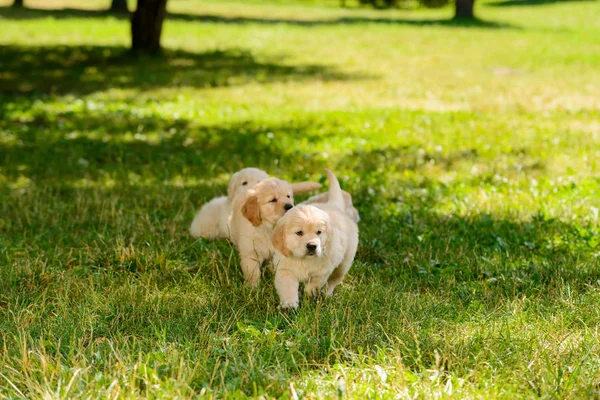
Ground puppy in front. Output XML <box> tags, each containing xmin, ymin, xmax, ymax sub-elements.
<box><xmin>230</xmin><ymin>178</ymin><xmax>322</xmax><ymax>288</ymax></box>
<box><xmin>190</xmin><ymin>167</ymin><xmax>268</xmax><ymax>240</ymax></box>
<box><xmin>272</xmin><ymin>170</ymin><xmax>359</xmax><ymax>309</ymax></box>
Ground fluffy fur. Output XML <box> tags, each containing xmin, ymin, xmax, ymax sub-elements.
<box><xmin>272</xmin><ymin>170</ymin><xmax>359</xmax><ymax>309</ymax></box>
<box><xmin>189</xmin><ymin>168</ymin><xmax>268</xmax><ymax>240</ymax></box>
<box><xmin>302</xmin><ymin>190</ymin><xmax>360</xmax><ymax>223</ymax></box>
<box><xmin>229</xmin><ymin>178</ymin><xmax>322</xmax><ymax>288</ymax></box>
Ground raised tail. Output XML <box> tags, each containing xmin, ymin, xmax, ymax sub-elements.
<box><xmin>325</xmin><ymin>169</ymin><xmax>345</xmax><ymax>210</ymax></box>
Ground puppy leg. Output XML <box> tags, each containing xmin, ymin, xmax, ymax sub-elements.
<box><xmin>304</xmin><ymin>274</ymin><xmax>328</xmax><ymax>297</ymax></box>
<box><xmin>326</xmin><ymin>256</ymin><xmax>354</xmax><ymax>296</ymax></box>
<box><xmin>240</xmin><ymin>255</ymin><xmax>262</xmax><ymax>288</ymax></box>
<box><xmin>275</xmin><ymin>270</ymin><xmax>300</xmax><ymax>309</ymax></box>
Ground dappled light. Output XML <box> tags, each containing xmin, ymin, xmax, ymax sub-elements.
<box><xmin>1</xmin><ymin>0</ymin><xmax>600</xmax><ymax>397</ymax></box>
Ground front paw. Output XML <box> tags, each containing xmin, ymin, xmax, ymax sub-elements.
<box><xmin>244</xmin><ymin>276</ymin><xmax>260</xmax><ymax>289</ymax></box>
<box><xmin>305</xmin><ymin>287</ymin><xmax>322</xmax><ymax>297</ymax></box>
<box><xmin>280</xmin><ymin>299</ymin><xmax>299</xmax><ymax>310</ymax></box>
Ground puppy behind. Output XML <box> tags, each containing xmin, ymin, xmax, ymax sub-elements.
<box><xmin>190</xmin><ymin>168</ymin><xmax>268</xmax><ymax>240</ymax></box>
<box><xmin>230</xmin><ymin>178</ymin><xmax>322</xmax><ymax>288</ymax></box>
<box><xmin>302</xmin><ymin>190</ymin><xmax>360</xmax><ymax>223</ymax></box>
<box><xmin>272</xmin><ymin>170</ymin><xmax>359</xmax><ymax>309</ymax></box>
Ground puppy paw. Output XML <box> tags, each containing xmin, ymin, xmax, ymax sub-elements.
<box><xmin>305</xmin><ymin>287</ymin><xmax>324</xmax><ymax>298</ymax></box>
<box><xmin>279</xmin><ymin>299</ymin><xmax>299</xmax><ymax>310</ymax></box>
<box><xmin>243</xmin><ymin>277</ymin><xmax>260</xmax><ymax>289</ymax></box>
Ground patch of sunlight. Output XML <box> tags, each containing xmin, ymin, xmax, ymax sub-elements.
<box><xmin>0</xmin><ymin>0</ymin><xmax>104</xmax><ymax>11</ymax></box>
<box><xmin>0</xmin><ymin>130</ymin><xmax>18</xmax><ymax>145</ymax></box>
<box><xmin>169</xmin><ymin>58</ymin><xmax>196</xmax><ymax>68</ymax></box>
<box><xmin>569</xmin><ymin>120</ymin><xmax>600</xmax><ymax>136</ymax></box>
<box><xmin>70</xmin><ymin>177</ymin><xmax>117</xmax><ymax>189</ymax></box>
<box><xmin>6</xmin><ymin>175</ymin><xmax>32</xmax><ymax>191</ymax></box>
<box><xmin>68</xmin><ymin>174</ymin><xmax>228</xmax><ymax>190</ymax></box>
<box><xmin>294</xmin><ymin>356</ymin><xmax>465</xmax><ymax>398</ymax></box>
<box><xmin>530</xmin><ymin>94</ymin><xmax>600</xmax><ymax>113</ymax></box>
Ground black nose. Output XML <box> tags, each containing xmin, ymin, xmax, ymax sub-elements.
<box><xmin>284</xmin><ymin>203</ymin><xmax>293</xmax><ymax>211</ymax></box>
<box><xmin>306</xmin><ymin>243</ymin><xmax>317</xmax><ymax>251</ymax></box>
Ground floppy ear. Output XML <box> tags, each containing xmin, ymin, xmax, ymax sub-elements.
<box><xmin>272</xmin><ymin>225</ymin><xmax>291</xmax><ymax>257</ymax></box>
<box><xmin>291</xmin><ymin>182</ymin><xmax>322</xmax><ymax>194</ymax></box>
<box><xmin>242</xmin><ymin>195</ymin><xmax>261</xmax><ymax>226</ymax></box>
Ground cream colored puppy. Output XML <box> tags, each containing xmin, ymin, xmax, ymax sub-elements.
<box><xmin>230</xmin><ymin>178</ymin><xmax>322</xmax><ymax>288</ymax></box>
<box><xmin>190</xmin><ymin>168</ymin><xmax>268</xmax><ymax>240</ymax></box>
<box><xmin>302</xmin><ymin>190</ymin><xmax>360</xmax><ymax>223</ymax></box>
<box><xmin>272</xmin><ymin>170</ymin><xmax>359</xmax><ymax>309</ymax></box>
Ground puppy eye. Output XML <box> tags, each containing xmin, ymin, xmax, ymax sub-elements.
<box><xmin>242</xmin><ymin>181</ymin><xmax>248</xmax><ymax>186</ymax></box>
<box><xmin>317</xmin><ymin>230</ymin><xmax>322</xmax><ymax>235</ymax></box>
<box><xmin>270</xmin><ymin>198</ymin><xmax>277</xmax><ymax>203</ymax></box>
<box><xmin>296</xmin><ymin>231</ymin><xmax>303</xmax><ymax>236</ymax></box>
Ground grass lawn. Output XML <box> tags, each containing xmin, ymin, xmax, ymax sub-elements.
<box><xmin>1</xmin><ymin>0</ymin><xmax>600</xmax><ymax>397</ymax></box>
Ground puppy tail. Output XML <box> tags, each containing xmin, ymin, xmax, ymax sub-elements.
<box><xmin>291</xmin><ymin>181</ymin><xmax>322</xmax><ymax>194</ymax></box>
<box><xmin>325</xmin><ymin>169</ymin><xmax>345</xmax><ymax>210</ymax></box>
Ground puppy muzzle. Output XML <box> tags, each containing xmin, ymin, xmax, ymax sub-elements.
<box><xmin>306</xmin><ymin>243</ymin><xmax>318</xmax><ymax>256</ymax></box>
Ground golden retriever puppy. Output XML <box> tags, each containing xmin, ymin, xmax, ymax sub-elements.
<box><xmin>272</xmin><ymin>170</ymin><xmax>359</xmax><ymax>309</ymax></box>
<box><xmin>302</xmin><ymin>190</ymin><xmax>360</xmax><ymax>223</ymax></box>
<box><xmin>190</xmin><ymin>168</ymin><xmax>268</xmax><ymax>240</ymax></box>
<box><xmin>230</xmin><ymin>178</ymin><xmax>322</xmax><ymax>288</ymax></box>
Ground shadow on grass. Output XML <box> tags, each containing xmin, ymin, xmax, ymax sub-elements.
<box><xmin>2</xmin><ymin>183</ymin><xmax>599</xmax><ymax>390</ymax></box>
<box><xmin>0</xmin><ymin>103</ymin><xmax>328</xmax><ymax>185</ymax></box>
<box><xmin>2</xmin><ymin>106</ymin><xmax>600</xmax><ymax>395</ymax></box>
<box><xmin>1</xmin><ymin>105</ymin><xmax>596</xmax><ymax>295</ymax></box>
<box><xmin>0</xmin><ymin>45</ymin><xmax>369</xmax><ymax>96</ymax></box>
<box><xmin>0</xmin><ymin>6</ymin><xmax>515</xmax><ymax>29</ymax></box>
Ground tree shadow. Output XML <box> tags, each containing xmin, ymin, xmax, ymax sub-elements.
<box><xmin>0</xmin><ymin>103</ymin><xmax>330</xmax><ymax>186</ymax></box>
<box><xmin>168</xmin><ymin>13</ymin><xmax>515</xmax><ymax>29</ymax></box>
<box><xmin>0</xmin><ymin>45</ymin><xmax>370</xmax><ymax>96</ymax></box>
<box><xmin>0</xmin><ymin>6</ymin><xmax>516</xmax><ymax>29</ymax></box>
<box><xmin>489</xmin><ymin>0</ymin><xmax>593</xmax><ymax>7</ymax></box>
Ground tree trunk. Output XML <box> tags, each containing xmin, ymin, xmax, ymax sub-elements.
<box><xmin>131</xmin><ymin>0</ymin><xmax>168</xmax><ymax>54</ymax></box>
<box><xmin>12</xmin><ymin>0</ymin><xmax>24</xmax><ymax>7</ymax></box>
<box><xmin>110</xmin><ymin>0</ymin><xmax>129</xmax><ymax>12</ymax></box>
<box><xmin>455</xmin><ymin>0</ymin><xmax>475</xmax><ymax>19</ymax></box>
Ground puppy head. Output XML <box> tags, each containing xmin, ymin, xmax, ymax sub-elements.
<box><xmin>227</xmin><ymin>168</ymin><xmax>269</xmax><ymax>201</ymax></box>
<box><xmin>272</xmin><ymin>205</ymin><xmax>330</xmax><ymax>258</ymax></box>
<box><xmin>241</xmin><ymin>178</ymin><xmax>294</xmax><ymax>227</ymax></box>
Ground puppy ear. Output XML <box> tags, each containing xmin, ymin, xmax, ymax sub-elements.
<box><xmin>291</xmin><ymin>181</ymin><xmax>322</xmax><ymax>194</ymax></box>
<box><xmin>242</xmin><ymin>195</ymin><xmax>261</xmax><ymax>226</ymax></box>
<box><xmin>342</xmin><ymin>191</ymin><xmax>352</xmax><ymax>206</ymax></box>
<box><xmin>272</xmin><ymin>225</ymin><xmax>291</xmax><ymax>257</ymax></box>
<box><xmin>227</xmin><ymin>172</ymin><xmax>239</xmax><ymax>201</ymax></box>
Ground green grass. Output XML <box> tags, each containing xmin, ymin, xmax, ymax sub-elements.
<box><xmin>1</xmin><ymin>0</ymin><xmax>600</xmax><ymax>398</ymax></box>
